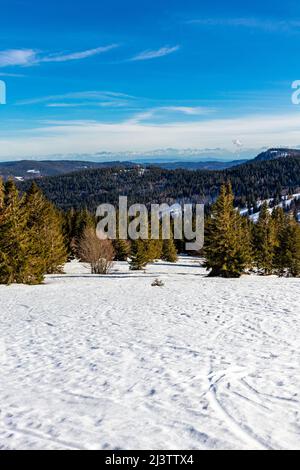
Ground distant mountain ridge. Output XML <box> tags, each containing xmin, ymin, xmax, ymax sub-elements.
<box><xmin>0</xmin><ymin>160</ymin><xmax>135</xmax><ymax>180</ymax></box>
<box><xmin>144</xmin><ymin>159</ymin><xmax>247</xmax><ymax>170</ymax></box>
<box><xmin>18</xmin><ymin>153</ymin><xmax>300</xmax><ymax>212</ymax></box>
<box><xmin>0</xmin><ymin>158</ymin><xmax>246</xmax><ymax>180</ymax></box>
<box><xmin>1</xmin><ymin>147</ymin><xmax>300</xmax><ymax>180</ymax></box>
<box><xmin>254</xmin><ymin>148</ymin><xmax>300</xmax><ymax>161</ymax></box>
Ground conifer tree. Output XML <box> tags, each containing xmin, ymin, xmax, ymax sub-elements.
<box><xmin>273</xmin><ymin>208</ymin><xmax>300</xmax><ymax>277</ymax></box>
<box><xmin>0</xmin><ymin>180</ymin><xmax>44</xmax><ymax>284</ymax></box>
<box><xmin>24</xmin><ymin>182</ymin><xmax>67</xmax><ymax>274</ymax></box>
<box><xmin>0</xmin><ymin>178</ymin><xmax>4</xmax><ymax>210</ymax></box>
<box><xmin>147</xmin><ymin>238</ymin><xmax>163</xmax><ymax>262</ymax></box>
<box><xmin>253</xmin><ymin>202</ymin><xmax>276</xmax><ymax>275</ymax></box>
<box><xmin>272</xmin><ymin>207</ymin><xmax>287</xmax><ymax>276</ymax></box>
<box><xmin>161</xmin><ymin>237</ymin><xmax>178</xmax><ymax>262</ymax></box>
<box><xmin>129</xmin><ymin>239</ymin><xmax>150</xmax><ymax>270</ymax></box>
<box><xmin>146</xmin><ymin>217</ymin><xmax>163</xmax><ymax>261</ymax></box>
<box><xmin>204</xmin><ymin>183</ymin><xmax>252</xmax><ymax>277</ymax></box>
<box><xmin>112</xmin><ymin>238</ymin><xmax>130</xmax><ymax>261</ymax></box>
<box><xmin>282</xmin><ymin>219</ymin><xmax>300</xmax><ymax>277</ymax></box>
<box><xmin>63</xmin><ymin>208</ymin><xmax>94</xmax><ymax>258</ymax></box>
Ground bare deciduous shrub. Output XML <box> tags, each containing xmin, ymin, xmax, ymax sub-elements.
<box><xmin>78</xmin><ymin>227</ymin><xmax>115</xmax><ymax>274</ymax></box>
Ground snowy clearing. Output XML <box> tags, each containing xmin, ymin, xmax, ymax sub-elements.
<box><xmin>0</xmin><ymin>257</ymin><xmax>299</xmax><ymax>450</ymax></box>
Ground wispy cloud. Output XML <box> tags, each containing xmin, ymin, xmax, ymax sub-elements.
<box><xmin>0</xmin><ymin>72</ymin><xmax>25</xmax><ymax>77</ymax></box>
<box><xmin>161</xmin><ymin>106</ymin><xmax>211</xmax><ymax>115</ymax></box>
<box><xmin>127</xmin><ymin>106</ymin><xmax>212</xmax><ymax>124</ymax></box>
<box><xmin>46</xmin><ymin>101</ymin><xmax>130</xmax><ymax>108</ymax></box>
<box><xmin>130</xmin><ymin>45</ymin><xmax>180</xmax><ymax>61</ymax></box>
<box><xmin>186</xmin><ymin>17</ymin><xmax>300</xmax><ymax>33</ymax></box>
<box><xmin>17</xmin><ymin>91</ymin><xmax>133</xmax><ymax>106</ymax></box>
<box><xmin>40</xmin><ymin>45</ymin><xmax>118</xmax><ymax>63</ymax></box>
<box><xmin>0</xmin><ymin>45</ymin><xmax>118</xmax><ymax>68</ymax></box>
<box><xmin>1</xmin><ymin>112</ymin><xmax>300</xmax><ymax>159</ymax></box>
<box><xmin>0</xmin><ymin>49</ymin><xmax>37</xmax><ymax>67</ymax></box>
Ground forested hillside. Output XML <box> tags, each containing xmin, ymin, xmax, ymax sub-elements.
<box><xmin>0</xmin><ymin>160</ymin><xmax>134</xmax><ymax>180</ymax></box>
<box><xmin>19</xmin><ymin>156</ymin><xmax>300</xmax><ymax>211</ymax></box>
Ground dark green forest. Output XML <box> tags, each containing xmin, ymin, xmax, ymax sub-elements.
<box><xmin>19</xmin><ymin>156</ymin><xmax>300</xmax><ymax>212</ymax></box>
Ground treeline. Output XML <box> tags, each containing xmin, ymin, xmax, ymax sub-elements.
<box><xmin>63</xmin><ymin>185</ymin><xmax>300</xmax><ymax>278</ymax></box>
<box><xmin>63</xmin><ymin>208</ymin><xmax>178</xmax><ymax>273</ymax></box>
<box><xmin>0</xmin><ymin>179</ymin><xmax>67</xmax><ymax>284</ymax></box>
<box><xmin>205</xmin><ymin>184</ymin><xmax>300</xmax><ymax>277</ymax></box>
<box><xmin>19</xmin><ymin>157</ymin><xmax>300</xmax><ymax>212</ymax></box>
<box><xmin>1</xmin><ymin>179</ymin><xmax>299</xmax><ymax>285</ymax></box>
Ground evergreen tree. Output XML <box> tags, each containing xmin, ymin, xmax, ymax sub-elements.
<box><xmin>129</xmin><ymin>239</ymin><xmax>150</xmax><ymax>270</ymax></box>
<box><xmin>111</xmin><ymin>210</ymin><xmax>130</xmax><ymax>261</ymax></box>
<box><xmin>112</xmin><ymin>238</ymin><xmax>130</xmax><ymax>261</ymax></box>
<box><xmin>63</xmin><ymin>208</ymin><xmax>94</xmax><ymax>258</ymax></box>
<box><xmin>24</xmin><ymin>182</ymin><xmax>67</xmax><ymax>274</ymax></box>
<box><xmin>0</xmin><ymin>178</ymin><xmax>4</xmax><ymax>209</ymax></box>
<box><xmin>161</xmin><ymin>238</ymin><xmax>178</xmax><ymax>262</ymax></box>
<box><xmin>272</xmin><ymin>207</ymin><xmax>287</xmax><ymax>276</ymax></box>
<box><xmin>283</xmin><ymin>219</ymin><xmax>300</xmax><ymax>277</ymax></box>
<box><xmin>204</xmin><ymin>184</ymin><xmax>252</xmax><ymax>277</ymax></box>
<box><xmin>273</xmin><ymin>208</ymin><xmax>300</xmax><ymax>277</ymax></box>
<box><xmin>0</xmin><ymin>180</ymin><xmax>44</xmax><ymax>284</ymax></box>
<box><xmin>146</xmin><ymin>217</ymin><xmax>163</xmax><ymax>261</ymax></box>
<box><xmin>253</xmin><ymin>202</ymin><xmax>276</xmax><ymax>275</ymax></box>
<box><xmin>147</xmin><ymin>238</ymin><xmax>163</xmax><ymax>262</ymax></box>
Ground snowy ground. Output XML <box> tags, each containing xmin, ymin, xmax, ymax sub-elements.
<box><xmin>0</xmin><ymin>257</ymin><xmax>299</xmax><ymax>450</ymax></box>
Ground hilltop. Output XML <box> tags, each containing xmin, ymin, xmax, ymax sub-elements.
<box><xmin>18</xmin><ymin>153</ymin><xmax>300</xmax><ymax>211</ymax></box>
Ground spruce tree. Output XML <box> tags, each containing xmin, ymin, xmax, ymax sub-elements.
<box><xmin>0</xmin><ymin>180</ymin><xmax>44</xmax><ymax>284</ymax></box>
<box><xmin>63</xmin><ymin>208</ymin><xmax>94</xmax><ymax>259</ymax></box>
<box><xmin>147</xmin><ymin>238</ymin><xmax>163</xmax><ymax>262</ymax></box>
<box><xmin>129</xmin><ymin>239</ymin><xmax>150</xmax><ymax>270</ymax></box>
<box><xmin>283</xmin><ymin>219</ymin><xmax>300</xmax><ymax>277</ymax></box>
<box><xmin>161</xmin><ymin>238</ymin><xmax>178</xmax><ymax>262</ymax></box>
<box><xmin>204</xmin><ymin>184</ymin><xmax>252</xmax><ymax>277</ymax></box>
<box><xmin>113</xmin><ymin>238</ymin><xmax>130</xmax><ymax>261</ymax></box>
<box><xmin>146</xmin><ymin>217</ymin><xmax>163</xmax><ymax>261</ymax></box>
<box><xmin>273</xmin><ymin>209</ymin><xmax>300</xmax><ymax>277</ymax></box>
<box><xmin>24</xmin><ymin>182</ymin><xmax>67</xmax><ymax>274</ymax></box>
<box><xmin>253</xmin><ymin>202</ymin><xmax>276</xmax><ymax>275</ymax></box>
<box><xmin>272</xmin><ymin>207</ymin><xmax>287</xmax><ymax>276</ymax></box>
<box><xmin>0</xmin><ymin>178</ymin><xmax>4</xmax><ymax>210</ymax></box>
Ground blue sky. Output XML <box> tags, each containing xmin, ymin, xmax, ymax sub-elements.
<box><xmin>1</xmin><ymin>0</ymin><xmax>300</xmax><ymax>160</ymax></box>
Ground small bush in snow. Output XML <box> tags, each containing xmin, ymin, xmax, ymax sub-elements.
<box><xmin>151</xmin><ymin>278</ymin><xmax>164</xmax><ymax>287</ymax></box>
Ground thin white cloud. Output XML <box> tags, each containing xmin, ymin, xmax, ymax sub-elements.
<box><xmin>0</xmin><ymin>49</ymin><xmax>37</xmax><ymax>67</ymax></box>
<box><xmin>127</xmin><ymin>106</ymin><xmax>212</xmax><ymax>123</ymax></box>
<box><xmin>40</xmin><ymin>45</ymin><xmax>118</xmax><ymax>63</ymax></box>
<box><xmin>1</xmin><ymin>112</ymin><xmax>300</xmax><ymax>158</ymax></box>
<box><xmin>17</xmin><ymin>91</ymin><xmax>133</xmax><ymax>106</ymax></box>
<box><xmin>0</xmin><ymin>45</ymin><xmax>118</xmax><ymax>68</ymax></box>
<box><xmin>130</xmin><ymin>46</ymin><xmax>180</xmax><ymax>61</ymax></box>
<box><xmin>187</xmin><ymin>17</ymin><xmax>300</xmax><ymax>33</ymax></box>
<box><xmin>0</xmin><ymin>72</ymin><xmax>25</xmax><ymax>77</ymax></box>
<box><xmin>161</xmin><ymin>106</ymin><xmax>212</xmax><ymax>115</ymax></box>
<box><xmin>47</xmin><ymin>101</ymin><xmax>130</xmax><ymax>108</ymax></box>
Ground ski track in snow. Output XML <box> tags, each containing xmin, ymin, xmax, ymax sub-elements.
<box><xmin>0</xmin><ymin>257</ymin><xmax>299</xmax><ymax>450</ymax></box>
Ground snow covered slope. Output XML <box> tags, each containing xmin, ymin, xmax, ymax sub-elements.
<box><xmin>0</xmin><ymin>258</ymin><xmax>299</xmax><ymax>450</ymax></box>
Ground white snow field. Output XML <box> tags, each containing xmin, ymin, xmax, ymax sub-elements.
<box><xmin>0</xmin><ymin>257</ymin><xmax>299</xmax><ymax>450</ymax></box>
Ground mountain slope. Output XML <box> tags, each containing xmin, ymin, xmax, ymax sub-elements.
<box><xmin>2</xmin><ymin>147</ymin><xmax>300</xmax><ymax>179</ymax></box>
<box><xmin>0</xmin><ymin>160</ymin><xmax>135</xmax><ymax>180</ymax></box>
<box><xmin>254</xmin><ymin>148</ymin><xmax>300</xmax><ymax>162</ymax></box>
<box><xmin>145</xmin><ymin>159</ymin><xmax>247</xmax><ymax>170</ymax></box>
<box><xmin>19</xmin><ymin>155</ymin><xmax>300</xmax><ymax>211</ymax></box>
